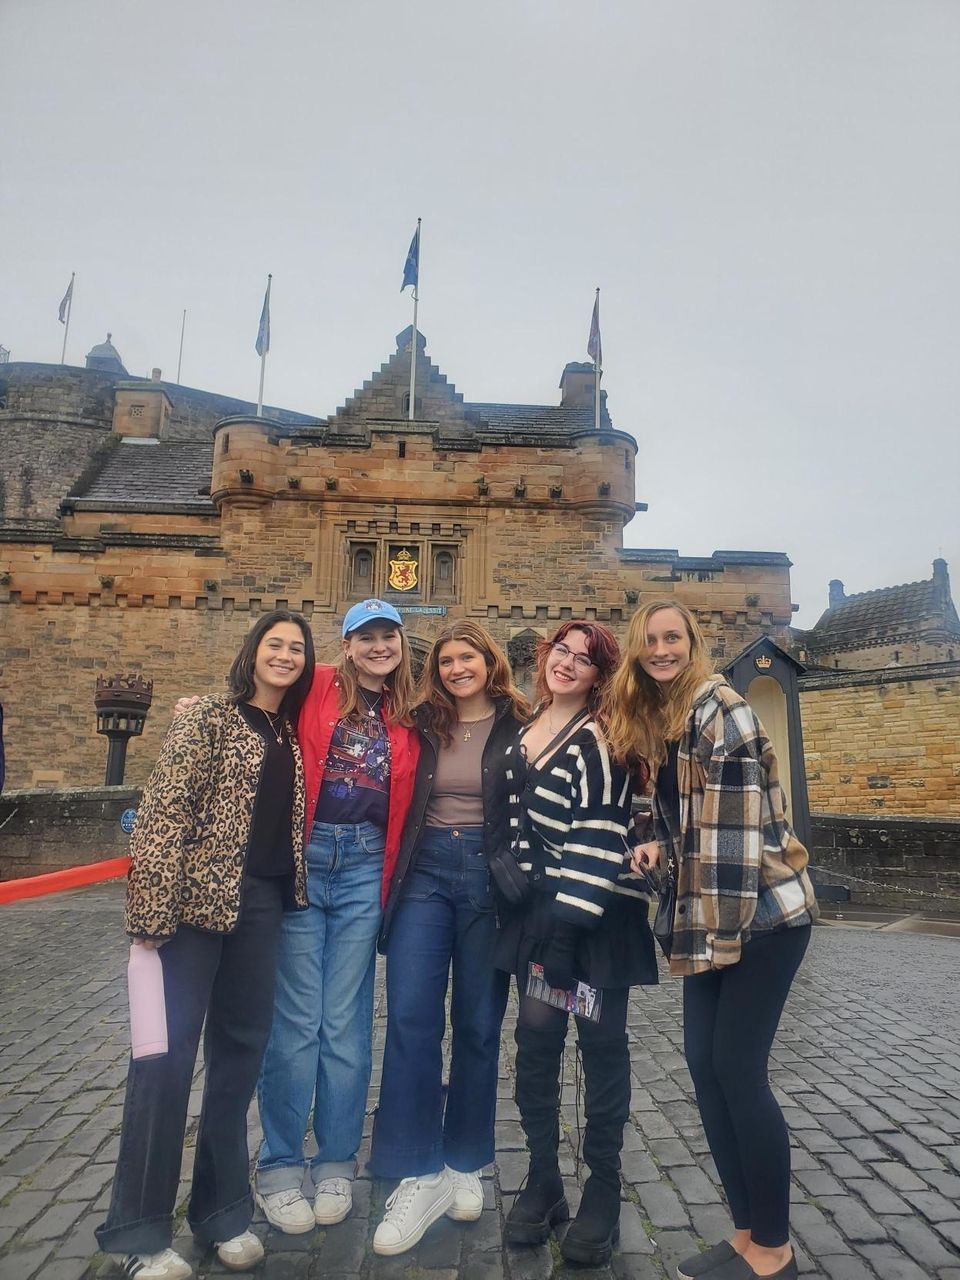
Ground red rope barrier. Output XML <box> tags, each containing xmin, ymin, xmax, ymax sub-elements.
<box><xmin>0</xmin><ymin>857</ymin><xmax>130</xmax><ymax>905</ymax></box>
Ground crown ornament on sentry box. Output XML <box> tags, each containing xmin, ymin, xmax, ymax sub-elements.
<box><xmin>754</xmin><ymin>654</ymin><xmax>773</xmax><ymax>672</ymax></box>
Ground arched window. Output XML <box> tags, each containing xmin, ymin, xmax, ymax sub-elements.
<box><xmin>349</xmin><ymin>543</ymin><xmax>376</xmax><ymax>594</ymax></box>
<box><xmin>432</xmin><ymin>547</ymin><xmax>456</xmax><ymax>599</ymax></box>
<box><xmin>354</xmin><ymin>549</ymin><xmax>373</xmax><ymax>582</ymax></box>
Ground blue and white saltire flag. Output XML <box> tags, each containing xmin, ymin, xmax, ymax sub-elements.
<box><xmin>58</xmin><ymin>276</ymin><xmax>74</xmax><ymax>324</ymax></box>
<box><xmin>255</xmin><ymin>276</ymin><xmax>271</xmax><ymax>357</ymax></box>
<box><xmin>587</xmin><ymin>291</ymin><xmax>602</xmax><ymax>367</ymax></box>
<box><xmin>401</xmin><ymin>224</ymin><xmax>420</xmax><ymax>292</ymax></box>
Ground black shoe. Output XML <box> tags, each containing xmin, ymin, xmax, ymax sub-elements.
<box><xmin>677</xmin><ymin>1240</ymin><xmax>738</xmax><ymax>1279</ymax></box>
<box><xmin>702</xmin><ymin>1253</ymin><xmax>797</xmax><ymax>1280</ymax></box>
<box><xmin>560</xmin><ymin>1176</ymin><xmax>621</xmax><ymax>1267</ymax></box>
<box><xmin>504</xmin><ymin>1168</ymin><xmax>569</xmax><ymax>1247</ymax></box>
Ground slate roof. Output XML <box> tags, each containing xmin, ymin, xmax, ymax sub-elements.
<box><xmin>807</xmin><ymin>575</ymin><xmax>960</xmax><ymax>650</ymax></box>
<box><xmin>71</xmin><ymin>440</ymin><xmax>214</xmax><ymax>513</ymax></box>
<box><xmin>465</xmin><ymin>402</ymin><xmax>613</xmax><ymax>434</ymax></box>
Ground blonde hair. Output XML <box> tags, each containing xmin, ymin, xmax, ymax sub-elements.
<box><xmin>335</xmin><ymin>631</ymin><xmax>417</xmax><ymax>727</ymax></box>
<box><xmin>603</xmin><ymin>600</ymin><xmax>714</xmax><ymax>768</ymax></box>
<box><xmin>417</xmin><ymin>620</ymin><xmax>531</xmax><ymax>745</ymax></box>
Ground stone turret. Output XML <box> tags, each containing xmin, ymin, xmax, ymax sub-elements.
<box><xmin>85</xmin><ymin>334</ymin><xmax>127</xmax><ymax>376</ymax></box>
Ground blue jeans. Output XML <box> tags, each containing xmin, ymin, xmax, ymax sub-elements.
<box><xmin>256</xmin><ymin>821</ymin><xmax>383</xmax><ymax>1191</ymax></box>
<box><xmin>369</xmin><ymin>826</ymin><xmax>509</xmax><ymax>1178</ymax></box>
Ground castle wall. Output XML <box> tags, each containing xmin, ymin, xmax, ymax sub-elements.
<box><xmin>805</xmin><ymin>635</ymin><xmax>957</xmax><ymax>671</ymax></box>
<box><xmin>800</xmin><ymin>662</ymin><xmax>960</xmax><ymax>817</ymax></box>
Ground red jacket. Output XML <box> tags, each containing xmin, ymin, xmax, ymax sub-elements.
<box><xmin>297</xmin><ymin>665</ymin><xmax>420</xmax><ymax>904</ymax></box>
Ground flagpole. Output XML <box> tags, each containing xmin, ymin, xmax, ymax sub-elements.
<box><xmin>408</xmin><ymin>218</ymin><xmax>421</xmax><ymax>422</ymax></box>
<box><xmin>593</xmin><ymin>287</ymin><xmax>601</xmax><ymax>432</ymax></box>
<box><xmin>176</xmin><ymin>309</ymin><xmax>186</xmax><ymax>383</ymax></box>
<box><xmin>60</xmin><ymin>272</ymin><xmax>75</xmax><ymax>365</ymax></box>
<box><xmin>257</xmin><ymin>274</ymin><xmax>272</xmax><ymax>418</ymax></box>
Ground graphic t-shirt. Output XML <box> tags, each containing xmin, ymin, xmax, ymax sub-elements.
<box><xmin>314</xmin><ymin>708</ymin><xmax>391</xmax><ymax>829</ymax></box>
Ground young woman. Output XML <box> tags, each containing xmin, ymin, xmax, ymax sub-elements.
<box><xmin>96</xmin><ymin>610</ymin><xmax>315</xmax><ymax>1280</ymax></box>
<box><xmin>606</xmin><ymin>601</ymin><xmax>817</xmax><ymax>1280</ymax></box>
<box><xmin>254</xmin><ymin>599</ymin><xmax>420</xmax><ymax>1232</ymax></box>
<box><xmin>497</xmin><ymin>621</ymin><xmax>658</xmax><ymax>1268</ymax></box>
<box><xmin>368</xmin><ymin>621</ymin><xmax>529</xmax><ymax>1256</ymax></box>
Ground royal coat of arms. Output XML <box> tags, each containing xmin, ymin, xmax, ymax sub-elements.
<box><xmin>388</xmin><ymin>549</ymin><xmax>418</xmax><ymax>591</ymax></box>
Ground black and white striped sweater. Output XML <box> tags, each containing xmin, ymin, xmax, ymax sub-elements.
<box><xmin>505</xmin><ymin>719</ymin><xmax>651</xmax><ymax>929</ymax></box>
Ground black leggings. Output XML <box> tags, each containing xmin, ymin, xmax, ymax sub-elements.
<box><xmin>682</xmin><ymin>925</ymin><xmax>811</xmax><ymax>1248</ymax></box>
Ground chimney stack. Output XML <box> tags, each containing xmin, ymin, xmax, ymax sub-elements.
<box><xmin>828</xmin><ymin>579</ymin><xmax>846</xmax><ymax>608</ymax></box>
<box><xmin>151</xmin><ymin>367</ymin><xmax>162</xmax><ymax>382</ymax></box>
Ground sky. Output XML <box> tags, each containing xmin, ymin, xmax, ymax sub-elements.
<box><xmin>1</xmin><ymin>0</ymin><xmax>957</xmax><ymax>627</ymax></box>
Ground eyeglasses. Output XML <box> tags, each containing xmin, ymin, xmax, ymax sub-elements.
<box><xmin>551</xmin><ymin>641</ymin><xmax>596</xmax><ymax>670</ymax></box>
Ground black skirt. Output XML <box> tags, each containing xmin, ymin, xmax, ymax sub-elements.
<box><xmin>494</xmin><ymin>888</ymin><xmax>659</xmax><ymax>991</ymax></box>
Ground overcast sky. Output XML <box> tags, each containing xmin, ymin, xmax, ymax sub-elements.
<box><xmin>2</xmin><ymin>0</ymin><xmax>957</xmax><ymax>627</ymax></box>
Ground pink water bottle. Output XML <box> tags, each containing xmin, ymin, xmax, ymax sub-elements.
<box><xmin>127</xmin><ymin>943</ymin><xmax>169</xmax><ymax>1060</ymax></box>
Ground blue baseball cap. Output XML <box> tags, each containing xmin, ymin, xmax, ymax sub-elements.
<box><xmin>342</xmin><ymin>598</ymin><xmax>404</xmax><ymax>638</ymax></box>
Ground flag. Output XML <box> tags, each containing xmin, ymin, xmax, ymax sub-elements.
<box><xmin>401</xmin><ymin>224</ymin><xmax>420</xmax><ymax>292</ymax></box>
<box><xmin>587</xmin><ymin>292</ymin><xmax>601</xmax><ymax>367</ymax></box>
<box><xmin>58</xmin><ymin>277</ymin><xmax>74</xmax><ymax>324</ymax></box>
<box><xmin>255</xmin><ymin>277</ymin><xmax>271</xmax><ymax>357</ymax></box>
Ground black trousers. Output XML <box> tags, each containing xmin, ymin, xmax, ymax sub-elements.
<box><xmin>96</xmin><ymin>875</ymin><xmax>285</xmax><ymax>1256</ymax></box>
<box><xmin>682</xmin><ymin>925</ymin><xmax>811</xmax><ymax>1248</ymax></box>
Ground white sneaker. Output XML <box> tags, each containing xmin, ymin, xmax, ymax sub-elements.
<box><xmin>255</xmin><ymin>1187</ymin><xmax>315</xmax><ymax>1234</ymax></box>
<box><xmin>115</xmin><ymin>1249</ymin><xmax>192</xmax><ymax>1279</ymax></box>
<box><xmin>314</xmin><ymin>1175</ymin><xmax>353</xmax><ymax>1225</ymax></box>
<box><xmin>215</xmin><ymin>1229</ymin><xmax>265</xmax><ymax>1271</ymax></box>
<box><xmin>445</xmin><ymin>1166</ymin><xmax>484</xmax><ymax>1221</ymax></box>
<box><xmin>372</xmin><ymin>1171</ymin><xmax>454</xmax><ymax>1256</ymax></box>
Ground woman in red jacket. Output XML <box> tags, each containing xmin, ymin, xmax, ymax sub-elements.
<box><xmin>253</xmin><ymin>599</ymin><xmax>420</xmax><ymax>1234</ymax></box>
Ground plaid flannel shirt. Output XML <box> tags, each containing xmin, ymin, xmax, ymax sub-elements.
<box><xmin>651</xmin><ymin>677</ymin><xmax>817</xmax><ymax>976</ymax></box>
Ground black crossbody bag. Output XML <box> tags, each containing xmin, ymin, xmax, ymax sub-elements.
<box><xmin>488</xmin><ymin>708</ymin><xmax>590</xmax><ymax>906</ymax></box>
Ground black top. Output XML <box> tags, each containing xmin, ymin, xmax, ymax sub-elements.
<box><xmin>655</xmin><ymin>739</ymin><xmax>681</xmax><ymax>845</ymax></box>
<box><xmin>237</xmin><ymin>702</ymin><xmax>295</xmax><ymax>877</ymax></box>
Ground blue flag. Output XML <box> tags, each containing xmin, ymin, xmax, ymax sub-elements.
<box><xmin>401</xmin><ymin>224</ymin><xmax>420</xmax><ymax>292</ymax></box>
<box><xmin>255</xmin><ymin>277</ymin><xmax>271</xmax><ymax>357</ymax></box>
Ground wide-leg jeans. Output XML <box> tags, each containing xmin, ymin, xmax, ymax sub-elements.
<box><xmin>256</xmin><ymin>821</ymin><xmax>384</xmax><ymax>1190</ymax></box>
<box><xmin>370</xmin><ymin>826</ymin><xmax>509</xmax><ymax>1178</ymax></box>
<box><xmin>96</xmin><ymin>874</ymin><xmax>285</xmax><ymax>1256</ymax></box>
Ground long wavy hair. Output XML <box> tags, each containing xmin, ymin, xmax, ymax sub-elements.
<box><xmin>335</xmin><ymin>625</ymin><xmax>417</xmax><ymax>727</ymax></box>
<box><xmin>227</xmin><ymin>610</ymin><xmax>316</xmax><ymax>722</ymax></box>
<box><xmin>533</xmin><ymin>620</ymin><xmax>621</xmax><ymax>718</ymax></box>
<box><xmin>417</xmin><ymin>620</ymin><xmax>530</xmax><ymax>745</ymax></box>
<box><xmin>604</xmin><ymin>600</ymin><xmax>715</xmax><ymax>768</ymax></box>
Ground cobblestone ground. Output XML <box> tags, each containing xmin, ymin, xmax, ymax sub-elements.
<box><xmin>1</xmin><ymin>884</ymin><xmax>959</xmax><ymax>1280</ymax></box>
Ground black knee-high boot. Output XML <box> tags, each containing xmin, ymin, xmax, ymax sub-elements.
<box><xmin>561</xmin><ymin>1030</ymin><xmax>630</xmax><ymax>1266</ymax></box>
<box><xmin>505</xmin><ymin>1021</ymin><xmax>570</xmax><ymax>1246</ymax></box>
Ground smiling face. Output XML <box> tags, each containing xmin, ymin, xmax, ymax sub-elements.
<box><xmin>342</xmin><ymin>620</ymin><xmax>404</xmax><ymax>688</ymax></box>
<box><xmin>636</xmin><ymin>607</ymin><xmax>693</xmax><ymax>686</ymax></box>
<box><xmin>436</xmin><ymin>639</ymin><xmax>491</xmax><ymax>701</ymax></box>
<box><xmin>544</xmin><ymin>627</ymin><xmax>600</xmax><ymax>701</ymax></box>
<box><xmin>253</xmin><ymin>622</ymin><xmax>308</xmax><ymax>702</ymax></box>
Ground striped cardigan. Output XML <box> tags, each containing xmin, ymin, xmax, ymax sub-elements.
<box><xmin>652</xmin><ymin>676</ymin><xmax>818</xmax><ymax>976</ymax></box>
<box><xmin>505</xmin><ymin>719</ymin><xmax>650</xmax><ymax>930</ymax></box>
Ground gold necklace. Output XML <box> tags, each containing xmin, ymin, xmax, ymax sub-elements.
<box><xmin>260</xmin><ymin>708</ymin><xmax>284</xmax><ymax>745</ymax></box>
<box><xmin>458</xmin><ymin>709</ymin><xmax>494</xmax><ymax>742</ymax></box>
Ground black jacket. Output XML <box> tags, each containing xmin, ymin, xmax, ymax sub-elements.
<box><xmin>378</xmin><ymin>696</ymin><xmax>524</xmax><ymax>950</ymax></box>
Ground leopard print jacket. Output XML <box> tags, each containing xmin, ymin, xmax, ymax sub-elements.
<box><xmin>125</xmin><ymin>695</ymin><xmax>308</xmax><ymax>939</ymax></box>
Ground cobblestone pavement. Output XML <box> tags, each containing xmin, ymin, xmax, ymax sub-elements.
<box><xmin>1</xmin><ymin>884</ymin><xmax>959</xmax><ymax>1280</ymax></box>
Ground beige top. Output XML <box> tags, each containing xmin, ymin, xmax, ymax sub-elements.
<box><xmin>425</xmin><ymin>713</ymin><xmax>495</xmax><ymax>828</ymax></box>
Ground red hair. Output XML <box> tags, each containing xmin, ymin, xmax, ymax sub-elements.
<box><xmin>533</xmin><ymin>620</ymin><xmax>621</xmax><ymax>713</ymax></box>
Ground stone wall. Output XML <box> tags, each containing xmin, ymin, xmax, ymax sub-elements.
<box><xmin>800</xmin><ymin>662</ymin><xmax>960</xmax><ymax>817</ymax></box>
<box><xmin>810</xmin><ymin>813</ymin><xmax>960</xmax><ymax>912</ymax></box>
<box><xmin>0</xmin><ymin>786</ymin><xmax>140</xmax><ymax>880</ymax></box>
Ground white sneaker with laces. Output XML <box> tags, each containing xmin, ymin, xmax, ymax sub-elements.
<box><xmin>215</xmin><ymin>1229</ymin><xmax>265</xmax><ymax>1271</ymax></box>
<box><xmin>445</xmin><ymin>1166</ymin><xmax>484</xmax><ymax>1221</ymax></box>
<box><xmin>115</xmin><ymin>1248</ymin><xmax>192</xmax><ymax>1279</ymax></box>
<box><xmin>373</xmin><ymin>1171</ymin><xmax>454</xmax><ymax>1256</ymax></box>
<box><xmin>314</xmin><ymin>1175</ymin><xmax>353</xmax><ymax>1225</ymax></box>
<box><xmin>255</xmin><ymin>1187</ymin><xmax>315</xmax><ymax>1234</ymax></box>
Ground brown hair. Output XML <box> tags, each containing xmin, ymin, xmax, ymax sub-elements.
<box><xmin>417</xmin><ymin>620</ymin><xmax>530</xmax><ymax>745</ymax></box>
<box><xmin>533</xmin><ymin>620</ymin><xmax>621</xmax><ymax>716</ymax></box>
<box><xmin>227</xmin><ymin>610</ymin><xmax>316</xmax><ymax>721</ymax></box>
<box><xmin>603</xmin><ymin>600</ymin><xmax>714</xmax><ymax>768</ymax></box>
<box><xmin>334</xmin><ymin>628</ymin><xmax>417</xmax><ymax>727</ymax></box>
